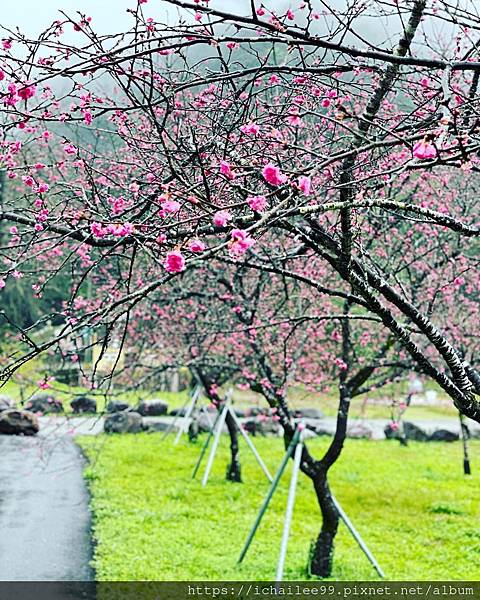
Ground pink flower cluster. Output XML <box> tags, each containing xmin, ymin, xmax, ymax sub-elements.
<box><xmin>164</xmin><ymin>250</ymin><xmax>186</xmax><ymax>273</ymax></box>
<box><xmin>247</xmin><ymin>195</ymin><xmax>267</xmax><ymax>212</ymax></box>
<box><xmin>220</xmin><ymin>160</ymin><xmax>235</xmax><ymax>179</ymax></box>
<box><xmin>262</xmin><ymin>163</ymin><xmax>287</xmax><ymax>186</ymax></box>
<box><xmin>213</xmin><ymin>210</ymin><xmax>231</xmax><ymax>227</ymax></box>
<box><xmin>189</xmin><ymin>239</ymin><xmax>206</xmax><ymax>253</ymax></box>
<box><xmin>18</xmin><ymin>84</ymin><xmax>36</xmax><ymax>100</ymax></box>
<box><xmin>90</xmin><ymin>222</ymin><xmax>134</xmax><ymax>237</ymax></box>
<box><xmin>240</xmin><ymin>122</ymin><xmax>260</xmax><ymax>136</ymax></box>
<box><xmin>161</xmin><ymin>198</ymin><xmax>181</xmax><ymax>213</ymax></box>
<box><xmin>63</xmin><ymin>143</ymin><xmax>78</xmax><ymax>156</ymax></box>
<box><xmin>413</xmin><ymin>140</ymin><xmax>437</xmax><ymax>160</ymax></box>
<box><xmin>229</xmin><ymin>229</ymin><xmax>255</xmax><ymax>257</ymax></box>
<box><xmin>298</xmin><ymin>175</ymin><xmax>312</xmax><ymax>196</ymax></box>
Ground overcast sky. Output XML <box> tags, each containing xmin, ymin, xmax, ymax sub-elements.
<box><xmin>0</xmin><ymin>0</ymin><xmax>469</xmax><ymax>55</ymax></box>
<box><xmin>3</xmin><ymin>0</ymin><xmax>142</xmax><ymax>34</ymax></box>
<box><xmin>1</xmin><ymin>0</ymin><xmax>255</xmax><ymax>35</ymax></box>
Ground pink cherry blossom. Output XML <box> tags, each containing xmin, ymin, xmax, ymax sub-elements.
<box><xmin>220</xmin><ymin>160</ymin><xmax>235</xmax><ymax>179</ymax></box>
<box><xmin>106</xmin><ymin>223</ymin><xmax>134</xmax><ymax>237</ymax></box>
<box><xmin>189</xmin><ymin>239</ymin><xmax>206</xmax><ymax>253</ymax></box>
<box><xmin>240</xmin><ymin>123</ymin><xmax>260</xmax><ymax>136</ymax></box>
<box><xmin>262</xmin><ymin>163</ymin><xmax>287</xmax><ymax>186</ymax></box>
<box><xmin>22</xmin><ymin>175</ymin><xmax>34</xmax><ymax>187</ymax></box>
<box><xmin>63</xmin><ymin>143</ymin><xmax>77</xmax><ymax>155</ymax></box>
<box><xmin>213</xmin><ymin>210</ymin><xmax>231</xmax><ymax>227</ymax></box>
<box><xmin>90</xmin><ymin>222</ymin><xmax>106</xmax><ymax>237</ymax></box>
<box><xmin>0</xmin><ymin>279</ymin><xmax>5</xmax><ymax>290</ymax></box>
<box><xmin>413</xmin><ymin>140</ymin><xmax>437</xmax><ymax>160</ymax></box>
<box><xmin>247</xmin><ymin>195</ymin><xmax>267</xmax><ymax>212</ymax></box>
<box><xmin>229</xmin><ymin>229</ymin><xmax>255</xmax><ymax>257</ymax></box>
<box><xmin>298</xmin><ymin>175</ymin><xmax>312</xmax><ymax>196</ymax></box>
<box><xmin>161</xmin><ymin>198</ymin><xmax>181</xmax><ymax>213</ymax></box>
<box><xmin>164</xmin><ymin>250</ymin><xmax>186</xmax><ymax>273</ymax></box>
<box><xmin>18</xmin><ymin>85</ymin><xmax>36</xmax><ymax>100</ymax></box>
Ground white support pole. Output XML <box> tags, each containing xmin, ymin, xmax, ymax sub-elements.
<box><xmin>174</xmin><ymin>386</ymin><xmax>201</xmax><ymax>445</ymax></box>
<box><xmin>228</xmin><ymin>407</ymin><xmax>273</xmax><ymax>483</ymax></box>
<box><xmin>275</xmin><ymin>439</ymin><xmax>303</xmax><ymax>582</ymax></box>
<box><xmin>201</xmin><ymin>391</ymin><xmax>232</xmax><ymax>486</ymax></box>
<box><xmin>161</xmin><ymin>400</ymin><xmax>187</xmax><ymax>440</ymax></box>
<box><xmin>331</xmin><ymin>494</ymin><xmax>385</xmax><ymax>578</ymax></box>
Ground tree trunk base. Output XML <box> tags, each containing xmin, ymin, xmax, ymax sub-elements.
<box><xmin>308</xmin><ymin>475</ymin><xmax>340</xmax><ymax>578</ymax></box>
<box><xmin>226</xmin><ymin>462</ymin><xmax>242</xmax><ymax>482</ymax></box>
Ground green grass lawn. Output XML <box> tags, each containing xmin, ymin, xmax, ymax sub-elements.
<box><xmin>78</xmin><ymin>434</ymin><xmax>480</xmax><ymax>581</ymax></box>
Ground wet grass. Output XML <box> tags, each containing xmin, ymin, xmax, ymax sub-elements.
<box><xmin>78</xmin><ymin>435</ymin><xmax>480</xmax><ymax>581</ymax></box>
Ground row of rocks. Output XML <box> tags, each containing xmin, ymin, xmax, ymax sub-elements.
<box><xmin>114</xmin><ymin>399</ymin><xmax>169</xmax><ymax>416</ymax></box>
<box><xmin>1</xmin><ymin>393</ymin><xmax>171</xmax><ymax>417</ymax></box>
<box><xmin>384</xmin><ymin>421</ymin><xmax>461</xmax><ymax>442</ymax></box>
<box><xmin>3</xmin><ymin>392</ymin><xmax>326</xmax><ymax>420</ymax></box>
<box><xmin>0</xmin><ymin>394</ymin><xmax>39</xmax><ymax>436</ymax></box>
<box><xmin>23</xmin><ymin>393</ymin><xmax>97</xmax><ymax>415</ymax></box>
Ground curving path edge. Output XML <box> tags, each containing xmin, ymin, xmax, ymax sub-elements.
<box><xmin>0</xmin><ymin>434</ymin><xmax>94</xmax><ymax>582</ymax></box>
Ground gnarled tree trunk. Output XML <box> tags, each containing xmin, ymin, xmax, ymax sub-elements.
<box><xmin>225</xmin><ymin>409</ymin><xmax>242</xmax><ymax>482</ymax></box>
<box><xmin>310</xmin><ymin>474</ymin><xmax>340</xmax><ymax>577</ymax></box>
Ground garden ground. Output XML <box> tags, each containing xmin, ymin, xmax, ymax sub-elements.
<box><xmin>78</xmin><ymin>435</ymin><xmax>480</xmax><ymax>581</ymax></box>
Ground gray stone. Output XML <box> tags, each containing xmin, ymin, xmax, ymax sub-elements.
<box><xmin>243</xmin><ymin>417</ymin><xmax>282</xmax><ymax>436</ymax></box>
<box><xmin>293</xmin><ymin>407</ymin><xmax>325</xmax><ymax>419</ymax></box>
<box><xmin>0</xmin><ymin>395</ymin><xmax>15</xmax><ymax>412</ymax></box>
<box><xmin>384</xmin><ymin>423</ymin><xmax>399</xmax><ymax>440</ymax></box>
<box><xmin>26</xmin><ymin>393</ymin><xmax>63</xmax><ymax>414</ymax></box>
<box><xmin>312</xmin><ymin>425</ymin><xmax>334</xmax><ymax>437</ymax></box>
<box><xmin>0</xmin><ymin>410</ymin><xmax>39</xmax><ymax>436</ymax></box>
<box><xmin>197</xmin><ymin>413</ymin><xmax>215</xmax><ymax>433</ymax></box>
<box><xmin>384</xmin><ymin>421</ymin><xmax>428</xmax><ymax>442</ymax></box>
<box><xmin>244</xmin><ymin>407</ymin><xmax>262</xmax><ymax>417</ymax></box>
<box><xmin>106</xmin><ymin>400</ymin><xmax>131</xmax><ymax>413</ymax></box>
<box><xmin>170</xmin><ymin>404</ymin><xmax>216</xmax><ymax>417</ymax></box>
<box><xmin>104</xmin><ymin>411</ymin><xmax>143</xmax><ymax>434</ymax></box>
<box><xmin>301</xmin><ymin>427</ymin><xmax>320</xmax><ymax>440</ymax></box>
<box><xmin>137</xmin><ymin>399</ymin><xmax>169</xmax><ymax>416</ymax></box>
<box><xmin>404</xmin><ymin>421</ymin><xmax>429</xmax><ymax>441</ymax></box>
<box><xmin>142</xmin><ymin>418</ymin><xmax>171</xmax><ymax>433</ymax></box>
<box><xmin>347</xmin><ymin>423</ymin><xmax>374</xmax><ymax>439</ymax></box>
<box><xmin>469</xmin><ymin>427</ymin><xmax>480</xmax><ymax>440</ymax></box>
<box><xmin>428</xmin><ymin>429</ymin><xmax>459</xmax><ymax>442</ymax></box>
<box><xmin>71</xmin><ymin>396</ymin><xmax>97</xmax><ymax>414</ymax></box>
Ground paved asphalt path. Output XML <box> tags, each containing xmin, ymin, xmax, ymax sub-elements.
<box><xmin>0</xmin><ymin>434</ymin><xmax>93</xmax><ymax>582</ymax></box>
<box><xmin>38</xmin><ymin>414</ymin><xmax>480</xmax><ymax>440</ymax></box>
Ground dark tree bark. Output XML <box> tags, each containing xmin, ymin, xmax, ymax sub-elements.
<box><xmin>225</xmin><ymin>409</ymin><xmax>242</xmax><ymax>482</ymax></box>
<box><xmin>460</xmin><ymin>413</ymin><xmax>472</xmax><ymax>475</ymax></box>
<box><xmin>303</xmin><ymin>301</ymin><xmax>353</xmax><ymax>577</ymax></box>
<box><xmin>193</xmin><ymin>368</ymin><xmax>242</xmax><ymax>483</ymax></box>
<box><xmin>310</xmin><ymin>473</ymin><xmax>340</xmax><ymax>577</ymax></box>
